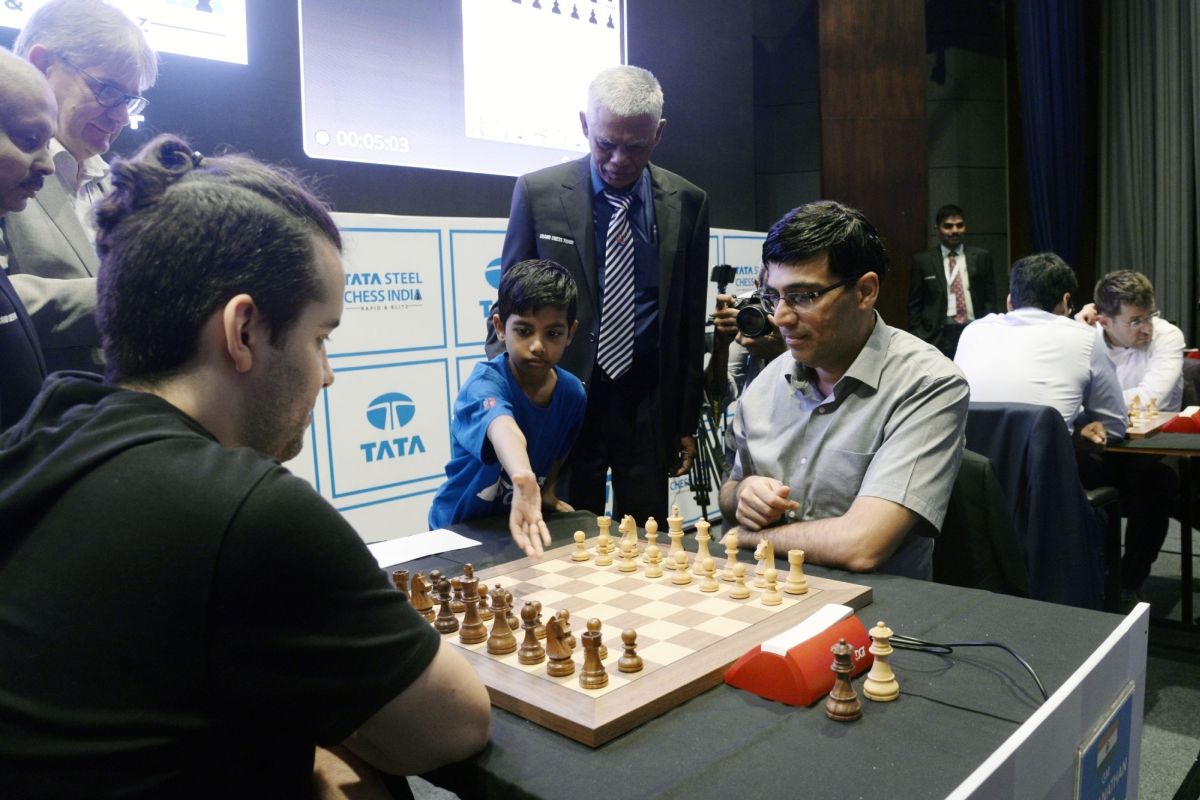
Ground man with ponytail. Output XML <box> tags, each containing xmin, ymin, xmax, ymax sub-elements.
<box><xmin>0</xmin><ymin>135</ymin><xmax>490</xmax><ymax>798</ymax></box>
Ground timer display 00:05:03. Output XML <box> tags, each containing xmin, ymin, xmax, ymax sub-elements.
<box><xmin>331</xmin><ymin>130</ymin><xmax>410</xmax><ymax>152</ymax></box>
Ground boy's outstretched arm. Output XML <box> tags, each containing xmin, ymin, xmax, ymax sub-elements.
<box><xmin>486</xmin><ymin>415</ymin><xmax>552</xmax><ymax>557</ymax></box>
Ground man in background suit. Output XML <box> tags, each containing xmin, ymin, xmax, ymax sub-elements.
<box><xmin>0</xmin><ymin>50</ymin><xmax>56</xmax><ymax>431</ymax></box>
<box><xmin>493</xmin><ymin>65</ymin><xmax>710</xmax><ymax>525</ymax></box>
<box><xmin>0</xmin><ymin>0</ymin><xmax>157</xmax><ymax>373</ymax></box>
<box><xmin>908</xmin><ymin>203</ymin><xmax>996</xmax><ymax>358</ymax></box>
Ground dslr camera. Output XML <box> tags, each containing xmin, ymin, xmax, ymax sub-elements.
<box><xmin>727</xmin><ymin>290</ymin><xmax>772</xmax><ymax>338</ymax></box>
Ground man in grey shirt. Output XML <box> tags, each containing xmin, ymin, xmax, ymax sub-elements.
<box><xmin>719</xmin><ymin>201</ymin><xmax>969</xmax><ymax>579</ymax></box>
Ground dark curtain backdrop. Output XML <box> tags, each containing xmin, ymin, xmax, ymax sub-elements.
<box><xmin>1015</xmin><ymin>0</ymin><xmax>1086</xmax><ymax>267</ymax></box>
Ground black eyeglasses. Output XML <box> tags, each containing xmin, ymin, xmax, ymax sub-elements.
<box><xmin>56</xmin><ymin>53</ymin><xmax>148</xmax><ymax>115</ymax></box>
<box><xmin>760</xmin><ymin>279</ymin><xmax>854</xmax><ymax>314</ymax></box>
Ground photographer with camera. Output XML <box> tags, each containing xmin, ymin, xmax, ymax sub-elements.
<box><xmin>706</xmin><ymin>268</ymin><xmax>786</xmax><ymax>417</ymax></box>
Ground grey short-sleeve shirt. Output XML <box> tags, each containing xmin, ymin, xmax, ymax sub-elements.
<box><xmin>731</xmin><ymin>313</ymin><xmax>969</xmax><ymax>579</ymax></box>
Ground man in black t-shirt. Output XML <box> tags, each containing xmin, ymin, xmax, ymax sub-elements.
<box><xmin>0</xmin><ymin>134</ymin><xmax>490</xmax><ymax>798</ymax></box>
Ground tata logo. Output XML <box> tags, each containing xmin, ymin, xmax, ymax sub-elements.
<box><xmin>479</xmin><ymin>257</ymin><xmax>503</xmax><ymax>318</ymax></box>
<box><xmin>361</xmin><ymin>392</ymin><xmax>426</xmax><ymax>463</ymax></box>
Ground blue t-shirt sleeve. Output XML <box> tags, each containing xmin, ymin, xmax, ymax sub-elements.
<box><xmin>555</xmin><ymin>372</ymin><xmax>588</xmax><ymax>462</ymax></box>
<box><xmin>453</xmin><ymin>364</ymin><xmax>517</xmax><ymax>465</ymax></box>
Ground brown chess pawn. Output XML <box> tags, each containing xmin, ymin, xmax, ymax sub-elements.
<box><xmin>450</xmin><ymin>577</ymin><xmax>466</xmax><ymax>614</ymax></box>
<box><xmin>504</xmin><ymin>589</ymin><xmax>519</xmax><ymax>632</ymax></box>
<box><xmin>517</xmin><ymin>602</ymin><xmax>546</xmax><ymax>665</ymax></box>
<box><xmin>477</xmin><ymin>583</ymin><xmax>494</xmax><ymax>621</ymax></box>
<box><xmin>617</xmin><ymin>629</ymin><xmax>643</xmax><ymax>673</ymax></box>
<box><xmin>486</xmin><ymin>587</ymin><xmax>517</xmax><ymax>655</ymax></box>
<box><xmin>434</xmin><ymin>577</ymin><xmax>459</xmax><ymax>635</ymax></box>
<box><xmin>458</xmin><ymin>577</ymin><xmax>487</xmax><ymax>645</ymax></box>
<box><xmin>391</xmin><ymin>569</ymin><xmax>409</xmax><ymax>597</ymax></box>
<box><xmin>578</xmin><ymin>618</ymin><xmax>608</xmax><ymax>689</ymax></box>
<box><xmin>825</xmin><ymin>638</ymin><xmax>863</xmax><ymax>722</ymax></box>
<box><xmin>533</xmin><ymin>600</ymin><xmax>546</xmax><ymax>640</ymax></box>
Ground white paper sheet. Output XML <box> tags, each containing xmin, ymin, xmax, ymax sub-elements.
<box><xmin>367</xmin><ymin>530</ymin><xmax>481</xmax><ymax>568</ymax></box>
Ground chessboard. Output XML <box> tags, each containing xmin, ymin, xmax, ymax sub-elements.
<box><xmin>1126</xmin><ymin>396</ymin><xmax>1177</xmax><ymax>439</ymax></box>
<box><xmin>422</xmin><ymin>516</ymin><xmax>872</xmax><ymax>746</ymax></box>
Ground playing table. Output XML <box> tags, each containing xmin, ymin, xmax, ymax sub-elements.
<box><xmin>1107</xmin><ymin>432</ymin><xmax>1200</xmax><ymax>626</ymax></box>
<box><xmin>391</xmin><ymin>512</ymin><xmax>1146</xmax><ymax>800</ymax></box>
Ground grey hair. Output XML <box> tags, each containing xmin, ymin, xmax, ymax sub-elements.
<box><xmin>15</xmin><ymin>0</ymin><xmax>158</xmax><ymax>91</ymax></box>
<box><xmin>586</xmin><ymin>65</ymin><xmax>663</xmax><ymax>122</ymax></box>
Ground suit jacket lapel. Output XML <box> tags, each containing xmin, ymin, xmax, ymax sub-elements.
<box><xmin>33</xmin><ymin>178</ymin><xmax>100</xmax><ymax>277</ymax></box>
<box><xmin>560</xmin><ymin>159</ymin><xmax>600</xmax><ymax>310</ymax></box>
<box><xmin>650</xmin><ymin>165</ymin><xmax>681</xmax><ymax>315</ymax></box>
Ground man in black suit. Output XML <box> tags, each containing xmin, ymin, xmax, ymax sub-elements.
<box><xmin>907</xmin><ymin>203</ymin><xmax>996</xmax><ymax>357</ymax></box>
<box><xmin>492</xmin><ymin>65</ymin><xmax>710</xmax><ymax>524</ymax></box>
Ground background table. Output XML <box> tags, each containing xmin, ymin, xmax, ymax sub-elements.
<box><xmin>395</xmin><ymin>513</ymin><xmax>1145</xmax><ymax>800</ymax></box>
<box><xmin>1107</xmin><ymin>432</ymin><xmax>1200</xmax><ymax>624</ymax></box>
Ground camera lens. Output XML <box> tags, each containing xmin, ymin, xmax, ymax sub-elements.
<box><xmin>736</xmin><ymin>306</ymin><xmax>770</xmax><ymax>338</ymax></box>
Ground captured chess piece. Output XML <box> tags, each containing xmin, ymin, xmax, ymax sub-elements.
<box><xmin>784</xmin><ymin>549</ymin><xmax>809</xmax><ymax>595</ymax></box>
<box><xmin>573</xmin><ymin>530</ymin><xmax>591</xmax><ymax>561</ymax></box>
<box><xmin>863</xmin><ymin>621</ymin><xmax>900</xmax><ymax>702</ymax></box>
<box><xmin>618</xmin><ymin>629</ymin><xmax>644</xmax><ymax>673</ymax></box>
<box><xmin>579</xmin><ymin>618</ymin><xmax>608</xmax><ymax>689</ymax></box>
<box><xmin>761</xmin><ymin>567</ymin><xmax>782</xmax><ymax>606</ymax></box>
<box><xmin>458</xmin><ymin>577</ymin><xmax>488</xmax><ymax>645</ymax></box>
<box><xmin>391</xmin><ymin>569</ymin><xmax>409</xmax><ymax>597</ymax></box>
<box><xmin>518</xmin><ymin>602</ymin><xmax>546</xmax><ymax>665</ymax></box>
<box><xmin>825</xmin><ymin>638</ymin><xmax>863</xmax><ymax>722</ymax></box>
<box><xmin>435</xmin><ymin>577</ymin><xmax>460</xmax><ymax>634</ymax></box>
<box><xmin>545</xmin><ymin>610</ymin><xmax>574</xmax><ymax>676</ymax></box>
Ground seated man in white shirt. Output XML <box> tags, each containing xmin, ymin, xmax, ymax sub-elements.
<box><xmin>1076</xmin><ymin>270</ymin><xmax>1185</xmax><ymax>412</ymax></box>
<box><xmin>1074</xmin><ymin>270</ymin><xmax>1185</xmax><ymax>603</ymax></box>
<box><xmin>954</xmin><ymin>252</ymin><xmax>1127</xmax><ymax>450</ymax></box>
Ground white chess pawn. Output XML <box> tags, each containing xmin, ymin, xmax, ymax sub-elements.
<box><xmin>699</xmin><ymin>557</ymin><xmax>719</xmax><ymax>592</ymax></box>
<box><xmin>618</xmin><ymin>539</ymin><xmax>638</xmax><ymax>572</ymax></box>
<box><xmin>572</xmin><ymin>531</ymin><xmax>590</xmax><ymax>562</ymax></box>
<box><xmin>642</xmin><ymin>517</ymin><xmax>659</xmax><ymax>564</ymax></box>
<box><xmin>671</xmin><ymin>550</ymin><xmax>692</xmax><ymax>585</ymax></box>
<box><xmin>729</xmin><ymin>563</ymin><xmax>751</xmax><ymax>600</ymax></box>
<box><xmin>761</xmin><ymin>567</ymin><xmax>782</xmax><ymax>606</ymax></box>
<box><xmin>645</xmin><ymin>547</ymin><xmax>663</xmax><ymax>579</ymax></box>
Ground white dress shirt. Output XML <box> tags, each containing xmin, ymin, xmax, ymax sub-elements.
<box><xmin>942</xmin><ymin>244</ymin><xmax>974</xmax><ymax>321</ymax></box>
<box><xmin>1096</xmin><ymin>316</ymin><xmax>1186</xmax><ymax>411</ymax></box>
<box><xmin>954</xmin><ymin>307</ymin><xmax>1128</xmax><ymax>438</ymax></box>
<box><xmin>49</xmin><ymin>139</ymin><xmax>109</xmax><ymax>244</ymax></box>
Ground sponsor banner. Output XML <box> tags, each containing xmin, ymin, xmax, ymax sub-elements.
<box><xmin>322</xmin><ymin>360</ymin><xmax>452</xmax><ymax>500</ymax></box>
<box><xmin>449</xmin><ymin>230</ymin><xmax>506</xmax><ymax>346</ymax></box>
<box><xmin>283</xmin><ymin>213</ymin><xmax>761</xmax><ymax>540</ymax></box>
<box><xmin>722</xmin><ymin>234</ymin><xmax>768</xmax><ymax>297</ymax></box>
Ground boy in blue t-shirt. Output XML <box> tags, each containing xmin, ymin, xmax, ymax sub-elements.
<box><xmin>429</xmin><ymin>260</ymin><xmax>587</xmax><ymax>556</ymax></box>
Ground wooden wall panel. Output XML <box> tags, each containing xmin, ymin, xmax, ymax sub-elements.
<box><xmin>818</xmin><ymin>0</ymin><xmax>927</xmax><ymax>326</ymax></box>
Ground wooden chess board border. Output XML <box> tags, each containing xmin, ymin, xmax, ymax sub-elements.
<box><xmin>1126</xmin><ymin>411</ymin><xmax>1177</xmax><ymax>439</ymax></box>
<box><xmin>453</xmin><ymin>537</ymin><xmax>873</xmax><ymax>747</ymax></box>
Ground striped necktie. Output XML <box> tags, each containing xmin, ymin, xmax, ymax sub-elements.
<box><xmin>596</xmin><ymin>191</ymin><xmax>635</xmax><ymax>379</ymax></box>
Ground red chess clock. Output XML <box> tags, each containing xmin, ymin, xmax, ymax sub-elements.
<box><xmin>724</xmin><ymin>606</ymin><xmax>873</xmax><ymax>706</ymax></box>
